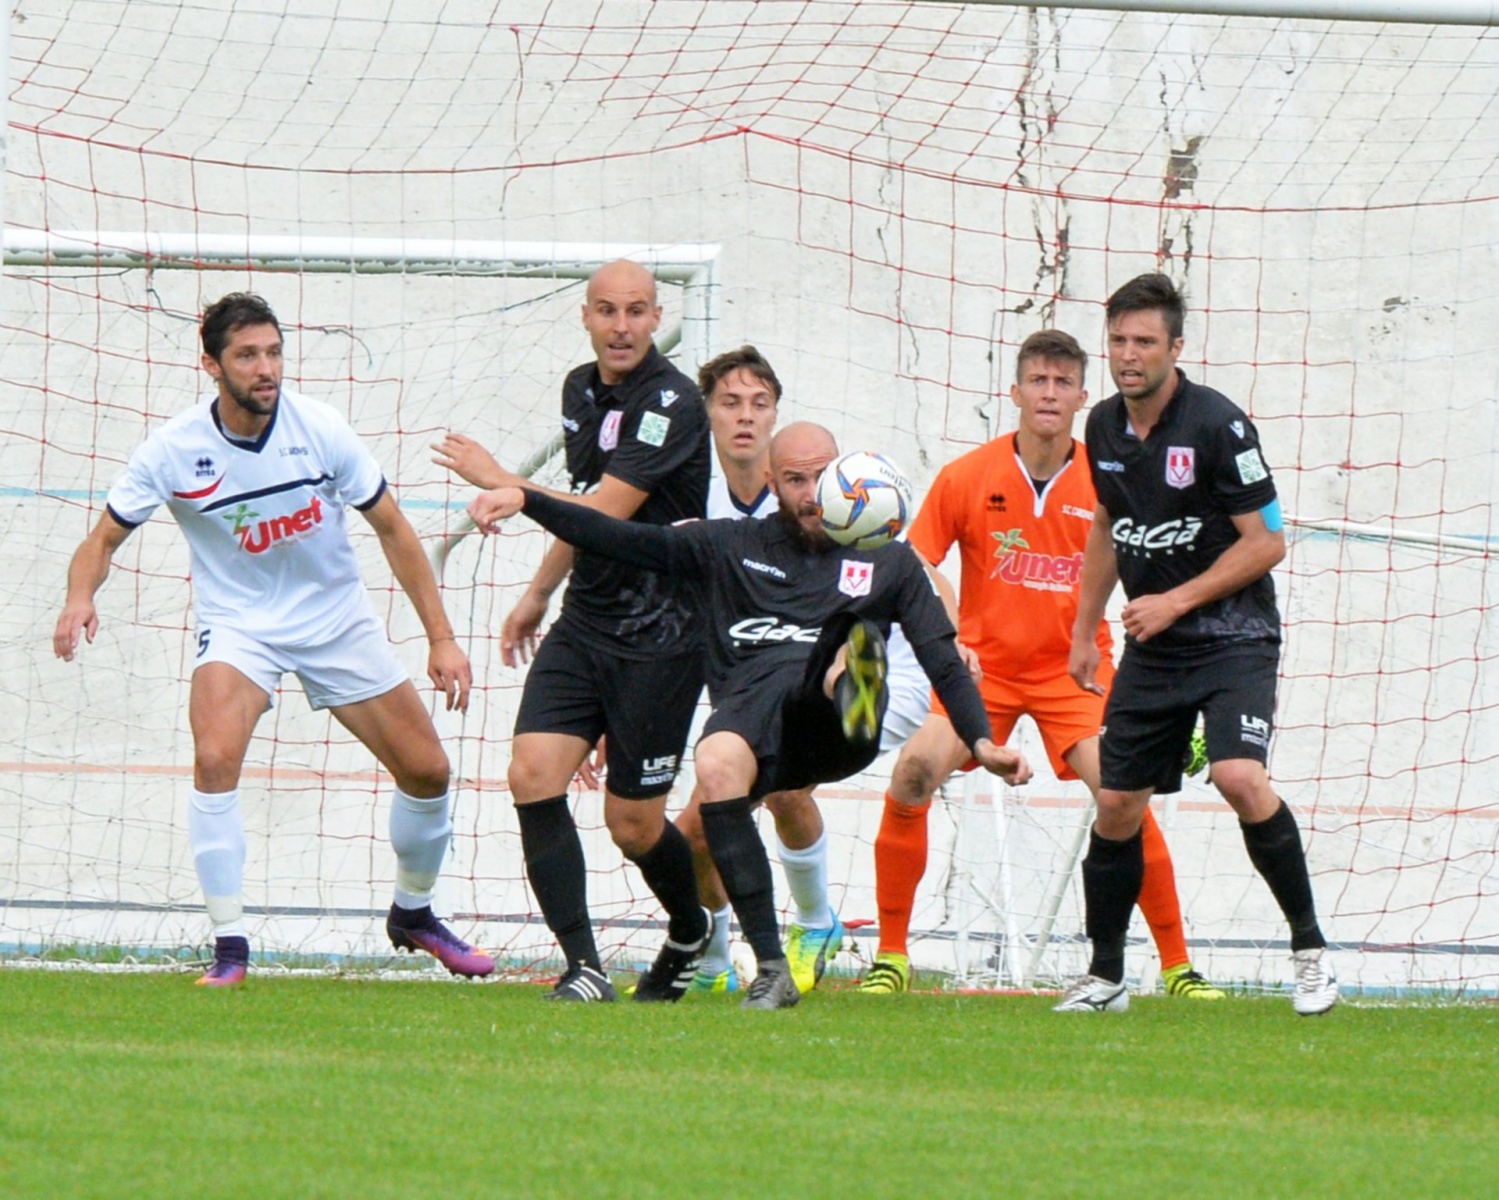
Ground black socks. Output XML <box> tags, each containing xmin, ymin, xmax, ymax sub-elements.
<box><xmin>1082</xmin><ymin>828</ymin><xmax>1145</xmax><ymax>983</ymax></box>
<box><xmin>516</xmin><ymin>795</ymin><xmax>600</xmax><ymax>970</ymax></box>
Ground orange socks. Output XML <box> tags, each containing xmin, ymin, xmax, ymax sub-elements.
<box><xmin>874</xmin><ymin>792</ymin><xmax>929</xmax><ymax>957</ymax></box>
<box><xmin>1136</xmin><ymin>806</ymin><xmax>1189</xmax><ymax>972</ymax></box>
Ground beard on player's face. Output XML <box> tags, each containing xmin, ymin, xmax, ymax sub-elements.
<box><xmin>775</xmin><ymin>499</ymin><xmax>833</xmax><ymax>552</ymax></box>
<box><xmin>221</xmin><ymin>374</ymin><xmax>279</xmax><ymax>416</ymax></box>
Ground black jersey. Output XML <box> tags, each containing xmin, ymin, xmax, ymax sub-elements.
<box><xmin>554</xmin><ymin>345</ymin><xmax>711</xmax><ymax>657</ymax></box>
<box><xmin>1084</xmin><ymin>370</ymin><xmax>1281</xmax><ymax>659</ymax></box>
<box><xmin>521</xmin><ymin>491</ymin><xmax>993</xmax><ymax>752</ymax></box>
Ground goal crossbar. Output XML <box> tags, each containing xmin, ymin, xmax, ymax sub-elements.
<box><xmin>946</xmin><ymin>0</ymin><xmax>1499</xmax><ymax>26</ymax></box>
<box><xmin>3</xmin><ymin>230</ymin><xmax>723</xmax><ymax>368</ymax></box>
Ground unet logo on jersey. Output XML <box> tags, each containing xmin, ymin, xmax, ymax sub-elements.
<box><xmin>221</xmin><ymin>495</ymin><xmax>325</xmax><ymax>554</ymax></box>
<box><xmin>988</xmin><ymin>528</ymin><xmax>1083</xmax><ymax>593</ymax></box>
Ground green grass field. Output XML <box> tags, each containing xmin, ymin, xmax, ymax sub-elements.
<box><xmin>3</xmin><ymin>968</ymin><xmax>1496</xmax><ymax>1199</ymax></box>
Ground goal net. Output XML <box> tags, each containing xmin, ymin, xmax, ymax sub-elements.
<box><xmin>5</xmin><ymin>1</ymin><xmax>1496</xmax><ymax>994</ymax></box>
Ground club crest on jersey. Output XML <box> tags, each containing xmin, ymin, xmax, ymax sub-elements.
<box><xmin>838</xmin><ymin>559</ymin><xmax>873</xmax><ymax>598</ymax></box>
<box><xmin>599</xmin><ymin>409</ymin><xmax>623</xmax><ymax>451</ymax></box>
<box><xmin>1165</xmin><ymin>446</ymin><xmax>1195</xmax><ymax>489</ymax></box>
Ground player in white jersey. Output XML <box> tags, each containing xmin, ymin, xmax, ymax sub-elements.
<box><xmin>53</xmin><ymin>293</ymin><xmax>492</xmax><ymax>987</ymax></box>
<box><xmin>676</xmin><ymin>345</ymin><xmax>934</xmax><ymax>994</ymax></box>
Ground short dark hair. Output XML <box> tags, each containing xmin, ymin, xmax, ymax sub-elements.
<box><xmin>698</xmin><ymin>344</ymin><xmax>783</xmax><ymax>404</ymax></box>
<box><xmin>200</xmin><ymin>293</ymin><xmax>282</xmax><ymax>361</ymax></box>
<box><xmin>1016</xmin><ymin>328</ymin><xmax>1087</xmax><ymax>383</ymax></box>
<box><xmin>1105</xmin><ymin>272</ymin><xmax>1186</xmax><ymax>341</ymax></box>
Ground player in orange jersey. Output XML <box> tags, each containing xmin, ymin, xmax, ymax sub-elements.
<box><xmin>859</xmin><ymin>328</ymin><xmax>1222</xmax><ymax>999</ymax></box>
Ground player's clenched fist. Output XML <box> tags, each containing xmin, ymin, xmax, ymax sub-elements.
<box><xmin>468</xmin><ymin>486</ymin><xmax>527</xmax><ymax>533</ymax></box>
<box><xmin>972</xmin><ymin>738</ymin><xmax>1032</xmax><ymax>787</ymax></box>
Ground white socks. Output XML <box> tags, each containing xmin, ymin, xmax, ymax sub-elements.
<box><xmin>189</xmin><ymin>787</ymin><xmax>247</xmax><ymax>937</ymax></box>
<box><xmin>389</xmin><ymin>789</ymin><xmax>452</xmax><ymax>911</ymax></box>
<box><xmin>697</xmin><ymin>904</ymin><xmax>734</xmax><ymax>978</ymax></box>
<box><xmin>775</xmin><ymin>831</ymin><xmax>832</xmax><ymax>929</ymax></box>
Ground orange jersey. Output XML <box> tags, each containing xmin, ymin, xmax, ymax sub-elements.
<box><xmin>906</xmin><ymin>434</ymin><xmax>1112</xmax><ymax>693</ymax></box>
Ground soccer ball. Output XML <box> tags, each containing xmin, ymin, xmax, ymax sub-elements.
<box><xmin>816</xmin><ymin>450</ymin><xmax>914</xmax><ymax>550</ymax></box>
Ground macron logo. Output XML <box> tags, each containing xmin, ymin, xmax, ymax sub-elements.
<box><xmin>660</xmin><ymin>389</ymin><xmax>680</xmax><ymax>408</ymax></box>
<box><xmin>742</xmin><ymin>558</ymin><xmax>787</xmax><ymax>580</ymax></box>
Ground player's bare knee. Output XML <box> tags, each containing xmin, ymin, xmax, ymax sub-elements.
<box><xmin>1094</xmin><ymin>789</ymin><xmax>1148</xmax><ymax>839</ymax></box>
<box><xmin>394</xmin><ymin>745</ymin><xmax>450</xmax><ymax>799</ymax></box>
<box><xmin>889</xmin><ymin>752</ymin><xmax>940</xmax><ymax>806</ymax></box>
<box><xmin>193</xmin><ymin>743</ymin><xmax>245</xmax><ymax>792</ymax></box>
<box><xmin>507</xmin><ymin>746</ymin><xmax>562</xmax><ymax>800</ymax></box>
<box><xmin>1212</xmin><ymin>760</ymin><xmax>1276</xmax><ymax>820</ymax></box>
<box><xmin>693</xmin><ymin>753</ymin><xmax>739</xmax><ymax>803</ymax></box>
<box><xmin>606</xmin><ymin>802</ymin><xmax>663</xmax><ymax>857</ymax></box>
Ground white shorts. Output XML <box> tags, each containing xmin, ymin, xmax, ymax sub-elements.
<box><xmin>192</xmin><ymin>611</ymin><xmax>410</xmax><ymax>711</ymax></box>
<box><xmin>880</xmin><ymin>625</ymin><xmax>932</xmax><ymax>754</ymax></box>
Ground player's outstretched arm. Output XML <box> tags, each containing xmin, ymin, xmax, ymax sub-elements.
<box><xmin>362</xmin><ymin>491</ymin><xmax>472</xmax><ymax>712</ymax></box>
<box><xmin>1069</xmin><ymin>504</ymin><xmax>1119</xmax><ymax>696</ymax></box>
<box><xmin>54</xmin><ymin>512</ymin><xmax>133</xmax><ymax>662</ymax></box>
<box><xmin>486</xmin><ymin>487</ymin><xmax>687</xmax><ymax>575</ymax></box>
<box><xmin>971</xmin><ymin>738</ymin><xmax>1032</xmax><ymax>787</ymax></box>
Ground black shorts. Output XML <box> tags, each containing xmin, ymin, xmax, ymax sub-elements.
<box><xmin>1099</xmin><ymin>647</ymin><xmax>1278</xmax><ymax>794</ymax></box>
<box><xmin>514</xmin><ymin>622</ymin><xmax>705</xmax><ymax>799</ymax></box>
<box><xmin>701</xmin><ymin>614</ymin><xmax>880</xmax><ymax>800</ymax></box>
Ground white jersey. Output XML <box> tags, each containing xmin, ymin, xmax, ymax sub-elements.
<box><xmin>707</xmin><ymin>469</ymin><xmax>777</xmax><ymax>521</ymax></box>
<box><xmin>708</xmin><ymin>458</ymin><xmax>928</xmax><ymax>749</ymax></box>
<box><xmin>106</xmin><ymin>389</ymin><xmax>387</xmax><ymax>647</ymax></box>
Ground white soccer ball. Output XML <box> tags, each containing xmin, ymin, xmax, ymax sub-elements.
<box><xmin>816</xmin><ymin>450</ymin><xmax>915</xmax><ymax>550</ymax></box>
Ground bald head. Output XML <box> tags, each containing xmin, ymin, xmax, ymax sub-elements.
<box><xmin>770</xmin><ymin>422</ymin><xmax>839</xmax><ymax>541</ymax></box>
<box><xmin>583</xmin><ymin>260</ymin><xmax>662</xmax><ymax>384</ymax></box>
<box><xmin>587</xmin><ymin>259</ymin><xmax>659</xmax><ymax>306</ymax></box>
<box><xmin>770</xmin><ymin>422</ymin><xmax>838</xmax><ymax>473</ymax></box>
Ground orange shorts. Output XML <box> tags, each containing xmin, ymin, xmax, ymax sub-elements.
<box><xmin>931</xmin><ymin>658</ymin><xmax>1114</xmax><ymax>781</ymax></box>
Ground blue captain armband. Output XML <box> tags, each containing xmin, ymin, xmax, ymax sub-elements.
<box><xmin>1260</xmin><ymin>498</ymin><xmax>1283</xmax><ymax>532</ymax></box>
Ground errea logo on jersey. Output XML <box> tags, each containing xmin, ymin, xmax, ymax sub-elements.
<box><xmin>222</xmin><ymin>495</ymin><xmax>325</xmax><ymax>554</ymax></box>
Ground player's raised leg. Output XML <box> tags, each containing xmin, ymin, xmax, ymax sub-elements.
<box><xmin>332</xmin><ymin>680</ymin><xmax>494</xmax><ymax>979</ymax></box>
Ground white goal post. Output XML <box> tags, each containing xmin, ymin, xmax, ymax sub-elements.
<box><xmin>3</xmin><ymin>231</ymin><xmax>722</xmax><ymax>373</ymax></box>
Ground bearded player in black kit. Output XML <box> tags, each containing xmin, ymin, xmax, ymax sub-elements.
<box><xmin>469</xmin><ymin>421</ymin><xmax>1032</xmax><ymax>1010</ymax></box>
<box><xmin>1060</xmin><ymin>272</ymin><xmax>1338</xmax><ymax>1016</ymax></box>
